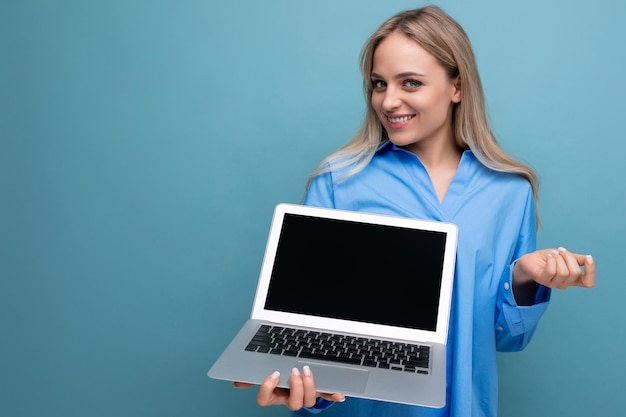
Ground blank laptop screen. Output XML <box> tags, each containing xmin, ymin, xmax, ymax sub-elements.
<box><xmin>264</xmin><ymin>213</ymin><xmax>447</xmax><ymax>331</ymax></box>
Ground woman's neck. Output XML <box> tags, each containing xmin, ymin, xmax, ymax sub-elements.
<box><xmin>405</xmin><ymin>139</ymin><xmax>463</xmax><ymax>204</ymax></box>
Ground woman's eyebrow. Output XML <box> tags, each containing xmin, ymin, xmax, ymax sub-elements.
<box><xmin>371</xmin><ymin>71</ymin><xmax>426</xmax><ymax>79</ymax></box>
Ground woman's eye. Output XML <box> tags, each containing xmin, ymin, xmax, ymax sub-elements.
<box><xmin>372</xmin><ymin>80</ymin><xmax>386</xmax><ymax>89</ymax></box>
<box><xmin>404</xmin><ymin>79</ymin><xmax>422</xmax><ymax>88</ymax></box>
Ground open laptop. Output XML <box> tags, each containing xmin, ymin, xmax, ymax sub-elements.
<box><xmin>208</xmin><ymin>203</ymin><xmax>458</xmax><ymax>407</ymax></box>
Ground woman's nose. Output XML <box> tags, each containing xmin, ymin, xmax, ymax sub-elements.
<box><xmin>381</xmin><ymin>88</ymin><xmax>401</xmax><ymax>110</ymax></box>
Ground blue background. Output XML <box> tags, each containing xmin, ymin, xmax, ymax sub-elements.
<box><xmin>2</xmin><ymin>1</ymin><xmax>625</xmax><ymax>416</ymax></box>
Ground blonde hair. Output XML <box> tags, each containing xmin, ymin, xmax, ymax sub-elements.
<box><xmin>305</xmin><ymin>6</ymin><xmax>539</xmax><ymax>224</ymax></box>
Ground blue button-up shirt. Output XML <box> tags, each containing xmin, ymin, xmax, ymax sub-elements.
<box><xmin>295</xmin><ymin>141</ymin><xmax>550</xmax><ymax>417</ymax></box>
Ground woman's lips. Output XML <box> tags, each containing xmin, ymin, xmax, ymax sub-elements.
<box><xmin>386</xmin><ymin>114</ymin><xmax>414</xmax><ymax>129</ymax></box>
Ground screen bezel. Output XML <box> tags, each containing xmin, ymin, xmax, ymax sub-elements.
<box><xmin>250</xmin><ymin>203</ymin><xmax>458</xmax><ymax>345</ymax></box>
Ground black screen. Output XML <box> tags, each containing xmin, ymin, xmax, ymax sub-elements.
<box><xmin>264</xmin><ymin>213</ymin><xmax>447</xmax><ymax>331</ymax></box>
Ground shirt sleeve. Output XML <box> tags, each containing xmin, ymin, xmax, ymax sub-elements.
<box><xmin>303</xmin><ymin>170</ymin><xmax>335</xmax><ymax>209</ymax></box>
<box><xmin>495</xmin><ymin>188</ymin><xmax>551</xmax><ymax>352</ymax></box>
<box><xmin>293</xmin><ymin>399</ymin><xmax>335</xmax><ymax>415</ymax></box>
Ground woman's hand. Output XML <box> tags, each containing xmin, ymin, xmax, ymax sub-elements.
<box><xmin>233</xmin><ymin>366</ymin><xmax>345</xmax><ymax>411</ymax></box>
<box><xmin>514</xmin><ymin>247</ymin><xmax>596</xmax><ymax>290</ymax></box>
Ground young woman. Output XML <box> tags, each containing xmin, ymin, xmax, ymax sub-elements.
<box><xmin>234</xmin><ymin>5</ymin><xmax>596</xmax><ymax>417</ymax></box>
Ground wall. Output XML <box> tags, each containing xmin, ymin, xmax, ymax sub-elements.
<box><xmin>1</xmin><ymin>1</ymin><xmax>624</xmax><ymax>416</ymax></box>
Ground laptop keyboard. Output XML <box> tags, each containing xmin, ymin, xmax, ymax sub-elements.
<box><xmin>244</xmin><ymin>325</ymin><xmax>430</xmax><ymax>374</ymax></box>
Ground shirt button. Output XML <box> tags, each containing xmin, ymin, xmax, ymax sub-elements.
<box><xmin>503</xmin><ymin>282</ymin><xmax>510</xmax><ymax>291</ymax></box>
<box><xmin>497</xmin><ymin>326</ymin><xmax>504</xmax><ymax>331</ymax></box>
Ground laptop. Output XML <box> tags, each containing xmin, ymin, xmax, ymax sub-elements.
<box><xmin>208</xmin><ymin>203</ymin><xmax>458</xmax><ymax>407</ymax></box>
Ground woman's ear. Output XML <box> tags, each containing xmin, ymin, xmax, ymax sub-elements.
<box><xmin>451</xmin><ymin>76</ymin><xmax>462</xmax><ymax>103</ymax></box>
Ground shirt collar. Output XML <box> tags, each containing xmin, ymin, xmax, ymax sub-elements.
<box><xmin>375</xmin><ymin>139</ymin><xmax>475</xmax><ymax>159</ymax></box>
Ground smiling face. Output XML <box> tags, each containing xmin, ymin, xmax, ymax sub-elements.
<box><xmin>370</xmin><ymin>31</ymin><xmax>461</xmax><ymax>156</ymax></box>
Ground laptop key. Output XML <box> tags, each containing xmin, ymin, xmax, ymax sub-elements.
<box><xmin>249</xmin><ymin>339</ymin><xmax>272</xmax><ymax>348</ymax></box>
<box><xmin>299</xmin><ymin>350</ymin><xmax>362</xmax><ymax>366</ymax></box>
<box><xmin>406</xmin><ymin>360</ymin><xmax>429</xmax><ymax>369</ymax></box>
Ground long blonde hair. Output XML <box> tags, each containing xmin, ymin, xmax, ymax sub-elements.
<box><xmin>306</xmin><ymin>6</ymin><xmax>540</xmax><ymax>224</ymax></box>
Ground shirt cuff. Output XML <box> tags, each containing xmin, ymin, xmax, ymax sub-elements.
<box><xmin>294</xmin><ymin>398</ymin><xmax>335</xmax><ymax>415</ymax></box>
<box><xmin>500</xmin><ymin>262</ymin><xmax>551</xmax><ymax>337</ymax></box>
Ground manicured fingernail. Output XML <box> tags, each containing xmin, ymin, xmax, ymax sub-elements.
<box><xmin>551</xmin><ymin>249</ymin><xmax>559</xmax><ymax>255</ymax></box>
<box><xmin>586</xmin><ymin>255</ymin><xmax>594</xmax><ymax>265</ymax></box>
<box><xmin>291</xmin><ymin>367</ymin><xmax>300</xmax><ymax>376</ymax></box>
<box><xmin>271</xmin><ymin>371</ymin><xmax>280</xmax><ymax>379</ymax></box>
<box><xmin>303</xmin><ymin>365</ymin><xmax>311</xmax><ymax>377</ymax></box>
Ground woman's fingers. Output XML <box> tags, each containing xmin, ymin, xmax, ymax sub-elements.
<box><xmin>545</xmin><ymin>248</ymin><xmax>596</xmax><ymax>290</ymax></box>
<box><xmin>257</xmin><ymin>371</ymin><xmax>288</xmax><ymax>406</ymax></box>
<box><xmin>232</xmin><ymin>381</ymin><xmax>256</xmax><ymax>389</ymax></box>
<box><xmin>302</xmin><ymin>366</ymin><xmax>319</xmax><ymax>408</ymax></box>
<box><xmin>557</xmin><ymin>248</ymin><xmax>597</xmax><ymax>289</ymax></box>
<box><xmin>580</xmin><ymin>254</ymin><xmax>596</xmax><ymax>288</ymax></box>
<box><xmin>238</xmin><ymin>368</ymin><xmax>346</xmax><ymax>410</ymax></box>
<box><xmin>320</xmin><ymin>392</ymin><xmax>347</xmax><ymax>403</ymax></box>
<box><xmin>286</xmin><ymin>368</ymin><xmax>305</xmax><ymax>410</ymax></box>
<box><xmin>551</xmin><ymin>250</ymin><xmax>569</xmax><ymax>288</ymax></box>
<box><xmin>517</xmin><ymin>248</ymin><xmax>597</xmax><ymax>290</ymax></box>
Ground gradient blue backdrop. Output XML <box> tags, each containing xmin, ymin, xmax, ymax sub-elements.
<box><xmin>2</xmin><ymin>1</ymin><xmax>625</xmax><ymax>416</ymax></box>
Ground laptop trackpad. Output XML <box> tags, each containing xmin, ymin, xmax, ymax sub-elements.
<box><xmin>298</xmin><ymin>361</ymin><xmax>369</xmax><ymax>393</ymax></box>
